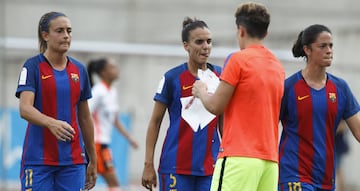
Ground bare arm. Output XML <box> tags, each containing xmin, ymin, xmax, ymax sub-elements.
<box><xmin>141</xmin><ymin>101</ymin><xmax>167</xmax><ymax>190</ymax></box>
<box><xmin>336</xmin><ymin>120</ymin><xmax>347</xmax><ymax>134</ymax></box>
<box><xmin>114</xmin><ymin>113</ymin><xmax>139</xmax><ymax>149</ymax></box>
<box><xmin>19</xmin><ymin>91</ymin><xmax>75</xmax><ymax>141</ymax></box>
<box><xmin>77</xmin><ymin>100</ymin><xmax>97</xmax><ymax>190</ymax></box>
<box><xmin>345</xmin><ymin>111</ymin><xmax>360</xmax><ymax>142</ymax></box>
<box><xmin>192</xmin><ymin>80</ymin><xmax>235</xmax><ymax>115</ymax></box>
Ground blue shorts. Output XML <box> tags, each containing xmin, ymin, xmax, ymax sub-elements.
<box><xmin>279</xmin><ymin>182</ymin><xmax>334</xmax><ymax>191</ymax></box>
<box><xmin>158</xmin><ymin>173</ymin><xmax>212</xmax><ymax>191</ymax></box>
<box><xmin>21</xmin><ymin>164</ymin><xmax>86</xmax><ymax>191</ymax></box>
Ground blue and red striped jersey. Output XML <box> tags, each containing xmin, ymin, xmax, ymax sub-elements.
<box><xmin>155</xmin><ymin>63</ymin><xmax>221</xmax><ymax>176</ymax></box>
<box><xmin>16</xmin><ymin>54</ymin><xmax>92</xmax><ymax>166</ymax></box>
<box><xmin>279</xmin><ymin>71</ymin><xmax>360</xmax><ymax>189</ymax></box>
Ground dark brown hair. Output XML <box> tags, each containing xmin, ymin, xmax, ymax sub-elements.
<box><xmin>292</xmin><ymin>24</ymin><xmax>332</xmax><ymax>59</ymax></box>
<box><xmin>181</xmin><ymin>17</ymin><xmax>208</xmax><ymax>42</ymax></box>
<box><xmin>235</xmin><ymin>2</ymin><xmax>270</xmax><ymax>39</ymax></box>
<box><xmin>87</xmin><ymin>58</ymin><xmax>108</xmax><ymax>87</ymax></box>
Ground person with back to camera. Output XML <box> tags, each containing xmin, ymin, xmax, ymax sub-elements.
<box><xmin>141</xmin><ymin>17</ymin><xmax>222</xmax><ymax>191</ymax></box>
<box><xmin>278</xmin><ymin>24</ymin><xmax>360</xmax><ymax>191</ymax></box>
<box><xmin>15</xmin><ymin>11</ymin><xmax>97</xmax><ymax>191</ymax></box>
<box><xmin>87</xmin><ymin>58</ymin><xmax>139</xmax><ymax>191</ymax></box>
<box><xmin>192</xmin><ymin>2</ymin><xmax>285</xmax><ymax>191</ymax></box>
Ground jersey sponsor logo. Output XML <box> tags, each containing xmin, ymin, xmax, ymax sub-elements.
<box><xmin>71</xmin><ymin>73</ymin><xmax>79</xmax><ymax>83</ymax></box>
<box><xmin>41</xmin><ymin>74</ymin><xmax>52</xmax><ymax>80</ymax></box>
<box><xmin>182</xmin><ymin>85</ymin><xmax>193</xmax><ymax>90</ymax></box>
<box><xmin>329</xmin><ymin>92</ymin><xmax>337</xmax><ymax>103</ymax></box>
<box><xmin>297</xmin><ymin>95</ymin><xmax>309</xmax><ymax>101</ymax></box>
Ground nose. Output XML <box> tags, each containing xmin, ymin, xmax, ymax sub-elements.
<box><xmin>64</xmin><ymin>31</ymin><xmax>70</xmax><ymax>39</ymax></box>
<box><xmin>325</xmin><ymin>45</ymin><xmax>332</xmax><ymax>54</ymax></box>
<box><xmin>325</xmin><ymin>43</ymin><xmax>332</xmax><ymax>51</ymax></box>
<box><xmin>202</xmin><ymin>41</ymin><xmax>211</xmax><ymax>49</ymax></box>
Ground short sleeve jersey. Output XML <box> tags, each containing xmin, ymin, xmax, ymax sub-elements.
<box><xmin>88</xmin><ymin>81</ymin><xmax>119</xmax><ymax>145</ymax></box>
<box><xmin>155</xmin><ymin>63</ymin><xmax>222</xmax><ymax>176</ymax></box>
<box><xmin>15</xmin><ymin>54</ymin><xmax>92</xmax><ymax>166</ymax></box>
<box><xmin>218</xmin><ymin>45</ymin><xmax>285</xmax><ymax>162</ymax></box>
<box><xmin>279</xmin><ymin>71</ymin><xmax>360</xmax><ymax>189</ymax></box>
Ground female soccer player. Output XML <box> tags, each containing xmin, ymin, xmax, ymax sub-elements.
<box><xmin>141</xmin><ymin>17</ymin><xmax>222</xmax><ymax>191</ymax></box>
<box><xmin>192</xmin><ymin>2</ymin><xmax>285</xmax><ymax>191</ymax></box>
<box><xmin>87</xmin><ymin>58</ymin><xmax>139</xmax><ymax>191</ymax></box>
<box><xmin>15</xmin><ymin>12</ymin><xmax>97</xmax><ymax>190</ymax></box>
<box><xmin>278</xmin><ymin>24</ymin><xmax>360</xmax><ymax>191</ymax></box>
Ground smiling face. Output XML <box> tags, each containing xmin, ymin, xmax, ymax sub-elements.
<box><xmin>42</xmin><ymin>16</ymin><xmax>72</xmax><ymax>54</ymax></box>
<box><xmin>304</xmin><ymin>31</ymin><xmax>333</xmax><ymax>67</ymax></box>
<box><xmin>183</xmin><ymin>27</ymin><xmax>212</xmax><ymax>68</ymax></box>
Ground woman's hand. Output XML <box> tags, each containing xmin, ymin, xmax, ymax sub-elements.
<box><xmin>192</xmin><ymin>80</ymin><xmax>207</xmax><ymax>98</ymax></box>
<box><xmin>142</xmin><ymin>162</ymin><xmax>157</xmax><ymax>191</ymax></box>
<box><xmin>85</xmin><ymin>160</ymin><xmax>97</xmax><ymax>190</ymax></box>
<box><xmin>47</xmin><ymin>119</ymin><xmax>75</xmax><ymax>142</ymax></box>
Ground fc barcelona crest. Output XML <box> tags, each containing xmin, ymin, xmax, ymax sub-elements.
<box><xmin>328</xmin><ymin>92</ymin><xmax>336</xmax><ymax>103</ymax></box>
<box><xmin>71</xmin><ymin>73</ymin><xmax>79</xmax><ymax>83</ymax></box>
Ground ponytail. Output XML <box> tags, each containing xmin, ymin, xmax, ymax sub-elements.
<box><xmin>87</xmin><ymin>58</ymin><xmax>108</xmax><ymax>87</ymax></box>
<box><xmin>292</xmin><ymin>31</ymin><xmax>305</xmax><ymax>58</ymax></box>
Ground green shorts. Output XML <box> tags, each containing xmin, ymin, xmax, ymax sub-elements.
<box><xmin>211</xmin><ymin>157</ymin><xmax>278</xmax><ymax>191</ymax></box>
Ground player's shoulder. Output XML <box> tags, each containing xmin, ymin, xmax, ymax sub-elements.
<box><xmin>327</xmin><ymin>73</ymin><xmax>347</xmax><ymax>86</ymax></box>
<box><xmin>26</xmin><ymin>54</ymin><xmax>40</xmax><ymax>62</ymax></box>
<box><xmin>225</xmin><ymin>51</ymin><xmax>242</xmax><ymax>60</ymax></box>
<box><xmin>164</xmin><ymin>63</ymin><xmax>188</xmax><ymax>78</ymax></box>
<box><xmin>167</xmin><ymin>62</ymin><xmax>187</xmax><ymax>72</ymax></box>
<box><xmin>23</xmin><ymin>54</ymin><xmax>43</xmax><ymax>67</ymax></box>
<box><xmin>67</xmin><ymin>56</ymin><xmax>86</xmax><ymax>69</ymax></box>
<box><xmin>284</xmin><ymin>70</ymin><xmax>303</xmax><ymax>90</ymax></box>
<box><xmin>92</xmin><ymin>82</ymin><xmax>108</xmax><ymax>93</ymax></box>
<box><xmin>223</xmin><ymin>51</ymin><xmax>246</xmax><ymax>67</ymax></box>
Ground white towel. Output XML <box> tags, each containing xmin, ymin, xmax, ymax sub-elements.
<box><xmin>180</xmin><ymin>69</ymin><xmax>220</xmax><ymax>132</ymax></box>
